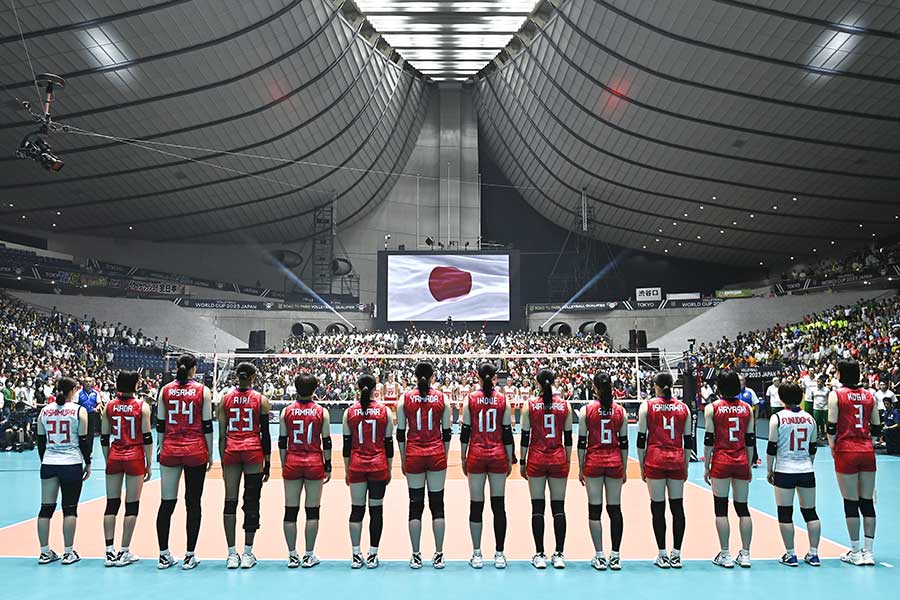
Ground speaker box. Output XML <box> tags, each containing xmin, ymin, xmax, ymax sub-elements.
<box><xmin>248</xmin><ymin>330</ymin><xmax>267</xmax><ymax>351</ymax></box>
<box><xmin>628</xmin><ymin>329</ymin><xmax>648</xmax><ymax>351</ymax></box>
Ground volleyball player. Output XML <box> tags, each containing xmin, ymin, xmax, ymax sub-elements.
<box><xmin>156</xmin><ymin>354</ymin><xmax>213</xmax><ymax>570</ymax></box>
<box><xmin>343</xmin><ymin>374</ymin><xmax>394</xmax><ymax>569</ymax></box>
<box><xmin>827</xmin><ymin>360</ymin><xmax>880</xmax><ymax>566</ymax></box>
<box><xmin>577</xmin><ymin>372</ymin><xmax>628</xmax><ymax>570</ymax></box>
<box><xmin>101</xmin><ymin>371</ymin><xmax>152</xmax><ymax>567</ymax></box>
<box><xmin>397</xmin><ymin>361</ymin><xmax>451</xmax><ymax>569</ymax></box>
<box><xmin>521</xmin><ymin>368</ymin><xmax>572</xmax><ymax>569</ymax></box>
<box><xmin>36</xmin><ymin>377</ymin><xmax>91</xmax><ymax>565</ymax></box>
<box><xmin>766</xmin><ymin>382</ymin><xmax>821</xmax><ymax>567</ymax></box>
<box><xmin>219</xmin><ymin>362</ymin><xmax>271</xmax><ymax>569</ymax></box>
<box><xmin>280</xmin><ymin>373</ymin><xmax>331</xmax><ymax>568</ymax></box>
<box><xmin>704</xmin><ymin>371</ymin><xmax>754</xmax><ymax>568</ymax></box>
<box><xmin>460</xmin><ymin>362</ymin><xmax>514</xmax><ymax>569</ymax></box>
<box><xmin>383</xmin><ymin>372</ymin><xmax>400</xmax><ymax>409</ymax></box>
<box><xmin>637</xmin><ymin>372</ymin><xmax>691</xmax><ymax>569</ymax></box>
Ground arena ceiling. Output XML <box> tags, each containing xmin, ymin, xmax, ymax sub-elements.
<box><xmin>0</xmin><ymin>0</ymin><xmax>899</xmax><ymax>268</ymax></box>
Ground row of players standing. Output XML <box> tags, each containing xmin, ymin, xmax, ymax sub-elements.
<box><xmin>34</xmin><ymin>355</ymin><xmax>881</xmax><ymax>570</ymax></box>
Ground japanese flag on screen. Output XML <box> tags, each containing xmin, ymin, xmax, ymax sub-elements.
<box><xmin>387</xmin><ymin>254</ymin><xmax>510</xmax><ymax>322</ymax></box>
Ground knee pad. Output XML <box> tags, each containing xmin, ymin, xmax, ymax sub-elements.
<box><xmin>469</xmin><ymin>500</ymin><xmax>485</xmax><ymax>523</ymax></box>
<box><xmin>349</xmin><ymin>505</ymin><xmax>366</xmax><ymax>523</ymax></box>
<box><xmin>531</xmin><ymin>498</ymin><xmax>546</xmax><ymax>516</ymax></box>
<box><xmin>859</xmin><ymin>497</ymin><xmax>875</xmax><ymax>518</ymax></box>
<box><xmin>224</xmin><ymin>499</ymin><xmax>239</xmax><ymax>516</ymax></box>
<box><xmin>283</xmin><ymin>506</ymin><xmax>300</xmax><ymax>523</ymax></box>
<box><xmin>588</xmin><ymin>503</ymin><xmax>603</xmax><ymax>521</ymax></box>
<box><xmin>124</xmin><ymin>501</ymin><xmax>140</xmax><ymax>517</ymax></box>
<box><xmin>733</xmin><ymin>501</ymin><xmax>750</xmax><ymax>518</ymax></box>
<box><xmin>368</xmin><ymin>480</ymin><xmax>387</xmax><ymax>501</ymax></box>
<box><xmin>550</xmin><ymin>499</ymin><xmax>565</xmax><ymax>517</ymax></box>
<box><xmin>777</xmin><ymin>505</ymin><xmax>794</xmax><ymax>524</ymax></box>
<box><xmin>159</xmin><ymin>498</ymin><xmax>177</xmax><ymax>517</ymax></box>
<box><xmin>38</xmin><ymin>503</ymin><xmax>56</xmax><ymax>519</ymax></box>
<box><xmin>408</xmin><ymin>487</ymin><xmax>426</xmax><ymax>521</ymax></box>
<box><xmin>843</xmin><ymin>499</ymin><xmax>860</xmax><ymax>518</ymax></box>
<box><xmin>369</xmin><ymin>504</ymin><xmax>383</xmax><ymax>518</ymax></box>
<box><xmin>62</xmin><ymin>504</ymin><xmax>78</xmax><ymax>517</ymax></box>
<box><xmin>606</xmin><ymin>504</ymin><xmax>622</xmax><ymax>519</ymax></box>
<box><xmin>490</xmin><ymin>496</ymin><xmax>505</xmax><ymax>514</ymax></box>
<box><xmin>714</xmin><ymin>496</ymin><xmax>729</xmax><ymax>517</ymax></box>
<box><xmin>305</xmin><ymin>506</ymin><xmax>320</xmax><ymax>521</ymax></box>
<box><xmin>104</xmin><ymin>498</ymin><xmax>122</xmax><ymax>516</ymax></box>
<box><xmin>428</xmin><ymin>490</ymin><xmax>445</xmax><ymax>519</ymax></box>
<box><xmin>800</xmin><ymin>507</ymin><xmax>819</xmax><ymax>523</ymax></box>
<box><xmin>650</xmin><ymin>500</ymin><xmax>666</xmax><ymax>518</ymax></box>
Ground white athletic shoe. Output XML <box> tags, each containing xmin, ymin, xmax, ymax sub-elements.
<box><xmin>287</xmin><ymin>554</ymin><xmax>301</xmax><ymax>569</ymax></box>
<box><xmin>468</xmin><ymin>552</ymin><xmax>484</xmax><ymax>569</ymax></box>
<box><xmin>225</xmin><ymin>553</ymin><xmax>240</xmax><ymax>569</ymax></box>
<box><xmin>860</xmin><ymin>550</ymin><xmax>876</xmax><ymax>566</ymax></box>
<box><xmin>240</xmin><ymin>553</ymin><xmax>258</xmax><ymax>569</ymax></box>
<box><xmin>301</xmin><ymin>554</ymin><xmax>321</xmax><ymax>569</ymax></box>
<box><xmin>654</xmin><ymin>554</ymin><xmax>671</xmax><ymax>569</ymax></box>
<box><xmin>351</xmin><ymin>553</ymin><xmax>365</xmax><ymax>569</ymax></box>
<box><xmin>105</xmin><ymin>550</ymin><xmax>120</xmax><ymax>568</ymax></box>
<box><xmin>116</xmin><ymin>551</ymin><xmax>140</xmax><ymax>567</ymax></box>
<box><xmin>713</xmin><ymin>551</ymin><xmax>735</xmax><ymax>568</ymax></box>
<box><xmin>841</xmin><ymin>550</ymin><xmax>864</xmax><ymax>566</ymax></box>
<box><xmin>591</xmin><ymin>555</ymin><xmax>607</xmax><ymax>571</ymax></box>
<box><xmin>551</xmin><ymin>552</ymin><xmax>566</xmax><ymax>569</ymax></box>
<box><xmin>182</xmin><ymin>554</ymin><xmax>200</xmax><ymax>570</ymax></box>
<box><xmin>366</xmin><ymin>553</ymin><xmax>380</xmax><ymax>569</ymax></box>
<box><xmin>531</xmin><ymin>553</ymin><xmax>548</xmax><ymax>569</ymax></box>
<box><xmin>38</xmin><ymin>550</ymin><xmax>60</xmax><ymax>565</ymax></box>
<box><xmin>608</xmin><ymin>555</ymin><xmax>621</xmax><ymax>571</ymax></box>
<box><xmin>157</xmin><ymin>551</ymin><xmax>177</xmax><ymax>570</ymax></box>
<box><xmin>432</xmin><ymin>552</ymin><xmax>445</xmax><ymax>570</ymax></box>
<box><xmin>735</xmin><ymin>551</ymin><xmax>751</xmax><ymax>568</ymax></box>
<box><xmin>409</xmin><ymin>552</ymin><xmax>423</xmax><ymax>569</ymax></box>
<box><xmin>61</xmin><ymin>551</ymin><xmax>81</xmax><ymax>565</ymax></box>
<box><xmin>494</xmin><ymin>552</ymin><xmax>507</xmax><ymax>569</ymax></box>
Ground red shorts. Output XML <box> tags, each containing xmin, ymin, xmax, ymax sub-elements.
<box><xmin>405</xmin><ymin>453</ymin><xmax>447</xmax><ymax>474</ymax></box>
<box><xmin>222</xmin><ymin>448</ymin><xmax>264</xmax><ymax>466</ymax></box>
<box><xmin>106</xmin><ymin>457</ymin><xmax>146</xmax><ymax>477</ymax></box>
<box><xmin>644</xmin><ymin>464</ymin><xmax>687</xmax><ymax>481</ymax></box>
<box><xmin>526</xmin><ymin>461</ymin><xmax>569</xmax><ymax>479</ymax></box>
<box><xmin>834</xmin><ymin>451</ymin><xmax>876</xmax><ymax>475</ymax></box>
<box><xmin>348</xmin><ymin>469</ymin><xmax>389</xmax><ymax>484</ymax></box>
<box><xmin>466</xmin><ymin>455</ymin><xmax>508</xmax><ymax>475</ymax></box>
<box><xmin>710</xmin><ymin>461</ymin><xmax>751</xmax><ymax>481</ymax></box>
<box><xmin>159</xmin><ymin>451</ymin><xmax>207</xmax><ymax>468</ymax></box>
<box><xmin>584</xmin><ymin>464</ymin><xmax>625</xmax><ymax>479</ymax></box>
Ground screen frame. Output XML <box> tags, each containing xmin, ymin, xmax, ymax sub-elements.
<box><xmin>377</xmin><ymin>249</ymin><xmax>521</xmax><ymax>331</ymax></box>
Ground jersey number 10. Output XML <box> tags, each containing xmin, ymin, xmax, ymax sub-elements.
<box><xmin>478</xmin><ymin>408</ymin><xmax>497</xmax><ymax>433</ymax></box>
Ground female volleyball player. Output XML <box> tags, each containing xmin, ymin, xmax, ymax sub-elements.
<box><xmin>460</xmin><ymin>362</ymin><xmax>514</xmax><ymax>569</ymax></box>
<box><xmin>219</xmin><ymin>362</ymin><xmax>271</xmax><ymax>569</ymax></box>
<box><xmin>343</xmin><ymin>374</ymin><xmax>394</xmax><ymax>569</ymax></box>
<box><xmin>156</xmin><ymin>353</ymin><xmax>213</xmax><ymax>570</ymax></box>
<box><xmin>280</xmin><ymin>373</ymin><xmax>331</xmax><ymax>568</ymax></box>
<box><xmin>36</xmin><ymin>377</ymin><xmax>91</xmax><ymax>565</ymax></box>
<box><xmin>766</xmin><ymin>382</ymin><xmax>821</xmax><ymax>567</ymax></box>
<box><xmin>397</xmin><ymin>361</ymin><xmax>452</xmax><ymax>569</ymax></box>
<box><xmin>521</xmin><ymin>368</ymin><xmax>572</xmax><ymax>569</ymax></box>
<box><xmin>637</xmin><ymin>372</ymin><xmax>691</xmax><ymax>569</ymax></box>
<box><xmin>827</xmin><ymin>360</ymin><xmax>880</xmax><ymax>566</ymax></box>
<box><xmin>703</xmin><ymin>371</ymin><xmax>754</xmax><ymax>568</ymax></box>
<box><xmin>101</xmin><ymin>370</ymin><xmax>152</xmax><ymax>567</ymax></box>
<box><xmin>577</xmin><ymin>372</ymin><xmax>628</xmax><ymax>571</ymax></box>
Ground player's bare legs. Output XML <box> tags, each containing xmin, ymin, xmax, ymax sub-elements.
<box><xmin>283</xmin><ymin>477</ymin><xmax>303</xmax><ymax>562</ymax></box>
<box><xmin>304</xmin><ymin>479</ymin><xmax>324</xmax><ymax>555</ymax></box>
<box><xmin>104</xmin><ymin>472</ymin><xmax>124</xmax><ymax>564</ymax></box>
<box><xmin>732</xmin><ymin>478</ymin><xmax>752</xmax><ymax>562</ymax></box>
<box><xmin>774</xmin><ymin>485</ymin><xmax>796</xmax><ymax>555</ymax></box>
<box><xmin>426</xmin><ymin>469</ymin><xmax>447</xmax><ymax>554</ymax></box>
<box><xmin>223</xmin><ymin>462</ymin><xmax>243</xmax><ymax>564</ymax></box>
<box><xmin>467</xmin><ymin>472</ymin><xmax>487</xmax><ymax>559</ymax></box>
<box><xmin>121</xmin><ymin>474</ymin><xmax>144</xmax><ymax>551</ymax></box>
<box><xmin>37</xmin><ymin>477</ymin><xmax>60</xmax><ymax>558</ymax></box>
<box><xmin>796</xmin><ymin>486</ymin><xmax>821</xmax><ymax>563</ymax></box>
<box><xmin>711</xmin><ymin>478</ymin><xmax>732</xmax><ymax>559</ymax></box>
<box><xmin>858</xmin><ymin>470</ymin><xmax>876</xmax><ymax>559</ymax></box>
<box><xmin>407</xmin><ymin>471</ymin><xmax>427</xmax><ymax>554</ymax></box>
<box><xmin>528</xmin><ymin>475</ymin><xmax>548</xmax><ymax>566</ymax></box>
<box><xmin>585</xmin><ymin>477</ymin><xmax>605</xmax><ymax>556</ymax></box>
<box><xmin>836</xmin><ymin>472</ymin><xmax>862</xmax><ymax>554</ymax></box>
<box><xmin>349</xmin><ymin>481</ymin><xmax>369</xmax><ymax>565</ymax></box>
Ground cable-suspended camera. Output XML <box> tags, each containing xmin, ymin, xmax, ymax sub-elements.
<box><xmin>15</xmin><ymin>73</ymin><xmax>67</xmax><ymax>172</ymax></box>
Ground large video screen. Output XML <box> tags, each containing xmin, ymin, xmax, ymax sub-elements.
<box><xmin>386</xmin><ymin>254</ymin><xmax>511</xmax><ymax>322</ymax></box>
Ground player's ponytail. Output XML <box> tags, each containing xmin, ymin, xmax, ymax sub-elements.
<box><xmin>175</xmin><ymin>353</ymin><xmax>197</xmax><ymax>384</ymax></box>
<box><xmin>116</xmin><ymin>370</ymin><xmax>140</xmax><ymax>398</ymax></box>
<box><xmin>478</xmin><ymin>362</ymin><xmax>498</xmax><ymax>398</ymax></box>
<box><xmin>593</xmin><ymin>371</ymin><xmax>613</xmax><ymax>410</ymax></box>
<box><xmin>537</xmin><ymin>367</ymin><xmax>555</xmax><ymax>409</ymax></box>
<box><xmin>55</xmin><ymin>377</ymin><xmax>77</xmax><ymax>405</ymax></box>
<box><xmin>654</xmin><ymin>372</ymin><xmax>674</xmax><ymax>400</ymax></box>
<box><xmin>235</xmin><ymin>362</ymin><xmax>257</xmax><ymax>390</ymax></box>
<box><xmin>358</xmin><ymin>374</ymin><xmax>377</xmax><ymax>408</ymax></box>
<box><xmin>837</xmin><ymin>360</ymin><xmax>861</xmax><ymax>389</ymax></box>
<box><xmin>415</xmin><ymin>361</ymin><xmax>434</xmax><ymax>398</ymax></box>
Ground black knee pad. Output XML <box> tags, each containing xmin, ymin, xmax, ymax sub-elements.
<box><xmin>159</xmin><ymin>498</ymin><xmax>177</xmax><ymax>517</ymax></box>
<box><xmin>124</xmin><ymin>501</ymin><xmax>140</xmax><ymax>517</ymax></box>
<box><xmin>843</xmin><ymin>499</ymin><xmax>860</xmax><ymax>518</ymax></box>
<box><xmin>305</xmin><ymin>506</ymin><xmax>320</xmax><ymax>521</ymax></box>
<box><xmin>369</xmin><ymin>504</ymin><xmax>383</xmax><ymax>518</ymax></box>
<box><xmin>859</xmin><ymin>497</ymin><xmax>875</xmax><ymax>518</ymax></box>
<box><xmin>469</xmin><ymin>500</ymin><xmax>485</xmax><ymax>523</ymax></box>
<box><xmin>224</xmin><ymin>499</ymin><xmax>239</xmax><ymax>516</ymax></box>
<box><xmin>490</xmin><ymin>496</ymin><xmax>505</xmax><ymax>514</ymax></box>
<box><xmin>349</xmin><ymin>505</ymin><xmax>366</xmax><ymax>523</ymax></box>
<box><xmin>283</xmin><ymin>506</ymin><xmax>300</xmax><ymax>523</ymax></box>
<box><xmin>588</xmin><ymin>503</ymin><xmax>602</xmax><ymax>521</ymax></box>
<box><xmin>38</xmin><ymin>503</ymin><xmax>56</xmax><ymax>519</ymax></box>
<box><xmin>550</xmin><ymin>499</ymin><xmax>565</xmax><ymax>517</ymax></box>
<box><xmin>800</xmin><ymin>507</ymin><xmax>819</xmax><ymax>523</ymax></box>
<box><xmin>408</xmin><ymin>487</ymin><xmax>426</xmax><ymax>521</ymax></box>
<box><xmin>733</xmin><ymin>501</ymin><xmax>750</xmax><ymax>518</ymax></box>
<box><xmin>531</xmin><ymin>498</ymin><xmax>546</xmax><ymax>516</ymax></box>
<box><xmin>714</xmin><ymin>496</ymin><xmax>729</xmax><ymax>517</ymax></box>
<box><xmin>777</xmin><ymin>505</ymin><xmax>794</xmax><ymax>524</ymax></box>
<box><xmin>606</xmin><ymin>504</ymin><xmax>622</xmax><ymax>519</ymax></box>
<box><xmin>242</xmin><ymin>473</ymin><xmax>264</xmax><ymax>532</ymax></box>
<box><xmin>62</xmin><ymin>504</ymin><xmax>78</xmax><ymax>517</ymax></box>
<box><xmin>428</xmin><ymin>490</ymin><xmax>445</xmax><ymax>519</ymax></box>
<box><xmin>104</xmin><ymin>498</ymin><xmax>122</xmax><ymax>516</ymax></box>
<box><xmin>368</xmin><ymin>480</ymin><xmax>387</xmax><ymax>501</ymax></box>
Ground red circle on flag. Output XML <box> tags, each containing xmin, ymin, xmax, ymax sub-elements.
<box><xmin>428</xmin><ymin>266</ymin><xmax>472</xmax><ymax>302</ymax></box>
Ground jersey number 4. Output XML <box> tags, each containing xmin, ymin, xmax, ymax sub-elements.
<box><xmin>662</xmin><ymin>416</ymin><xmax>677</xmax><ymax>440</ymax></box>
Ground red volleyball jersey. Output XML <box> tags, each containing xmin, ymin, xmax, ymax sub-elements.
<box><xmin>222</xmin><ymin>388</ymin><xmax>264</xmax><ymax>452</ymax></box>
<box><xmin>644</xmin><ymin>397</ymin><xmax>689</xmax><ymax>469</ymax></box>
<box><xmin>584</xmin><ymin>401</ymin><xmax>626</xmax><ymax>468</ymax></box>
<box><xmin>284</xmin><ymin>401</ymin><xmax>324</xmax><ymax>464</ymax></box>
<box><xmin>835</xmin><ymin>387</ymin><xmax>875</xmax><ymax>453</ymax></box>
<box><xmin>107</xmin><ymin>394</ymin><xmax>145</xmax><ymax>461</ymax></box>
<box><xmin>160</xmin><ymin>380</ymin><xmax>206</xmax><ymax>455</ymax></box>
<box><xmin>347</xmin><ymin>401</ymin><xmax>389</xmax><ymax>472</ymax></box>
<box><xmin>711</xmin><ymin>398</ymin><xmax>752</xmax><ymax>466</ymax></box>
<box><xmin>403</xmin><ymin>389</ymin><xmax>446</xmax><ymax>458</ymax></box>
<box><xmin>527</xmin><ymin>395</ymin><xmax>569</xmax><ymax>466</ymax></box>
<box><xmin>467</xmin><ymin>390</ymin><xmax>507</xmax><ymax>460</ymax></box>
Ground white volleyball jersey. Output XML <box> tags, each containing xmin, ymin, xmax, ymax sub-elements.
<box><xmin>775</xmin><ymin>409</ymin><xmax>816</xmax><ymax>474</ymax></box>
<box><xmin>40</xmin><ymin>401</ymin><xmax>84</xmax><ymax>465</ymax></box>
